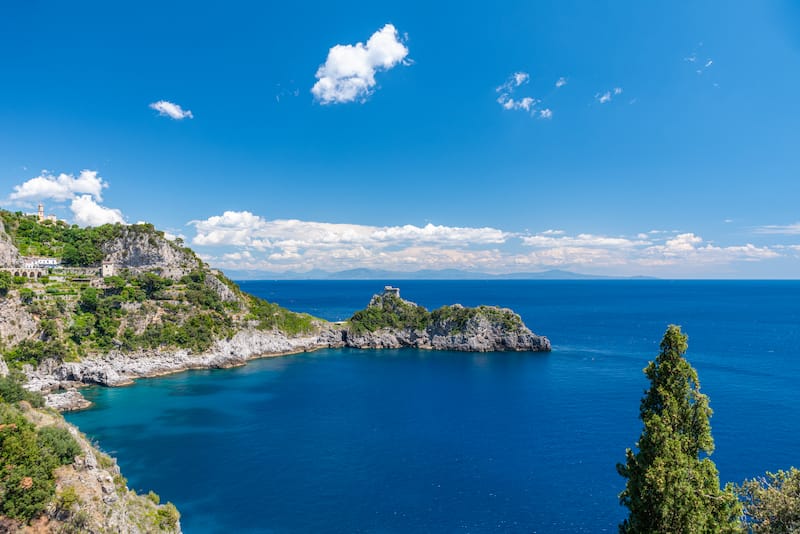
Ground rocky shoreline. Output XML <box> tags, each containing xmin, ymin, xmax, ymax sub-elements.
<box><xmin>26</xmin><ymin>317</ymin><xmax>551</xmax><ymax>411</ymax></box>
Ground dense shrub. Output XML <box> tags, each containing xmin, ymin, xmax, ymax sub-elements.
<box><xmin>349</xmin><ymin>294</ymin><xmax>430</xmax><ymax>334</ymax></box>
<box><xmin>0</xmin><ymin>395</ymin><xmax>80</xmax><ymax>523</ymax></box>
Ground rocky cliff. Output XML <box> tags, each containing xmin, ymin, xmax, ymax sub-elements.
<box><xmin>0</xmin><ymin>398</ymin><xmax>181</xmax><ymax>533</ymax></box>
<box><xmin>0</xmin><ymin>218</ymin><xmax>21</xmax><ymax>267</ymax></box>
<box><xmin>100</xmin><ymin>226</ymin><xmax>199</xmax><ymax>280</ymax></box>
<box><xmin>343</xmin><ymin>293</ymin><xmax>551</xmax><ymax>352</ymax></box>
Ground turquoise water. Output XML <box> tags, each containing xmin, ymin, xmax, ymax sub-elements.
<box><xmin>66</xmin><ymin>281</ymin><xmax>800</xmax><ymax>532</ymax></box>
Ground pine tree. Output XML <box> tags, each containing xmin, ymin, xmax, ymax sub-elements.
<box><xmin>617</xmin><ymin>325</ymin><xmax>741</xmax><ymax>533</ymax></box>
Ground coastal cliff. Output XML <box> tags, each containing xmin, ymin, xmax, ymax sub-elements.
<box><xmin>343</xmin><ymin>291</ymin><xmax>551</xmax><ymax>352</ymax></box>
<box><xmin>0</xmin><ymin>211</ymin><xmax>549</xmax><ymax>405</ymax></box>
<box><xmin>0</xmin><ymin>375</ymin><xmax>181</xmax><ymax>533</ymax></box>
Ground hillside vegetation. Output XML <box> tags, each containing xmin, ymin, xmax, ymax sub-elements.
<box><xmin>0</xmin><ymin>372</ymin><xmax>181</xmax><ymax>532</ymax></box>
<box><xmin>348</xmin><ymin>292</ymin><xmax>525</xmax><ymax>335</ymax></box>
<box><xmin>0</xmin><ymin>210</ymin><xmax>321</xmax><ymax>370</ymax></box>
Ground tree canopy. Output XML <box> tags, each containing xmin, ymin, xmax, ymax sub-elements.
<box><xmin>617</xmin><ymin>325</ymin><xmax>741</xmax><ymax>533</ymax></box>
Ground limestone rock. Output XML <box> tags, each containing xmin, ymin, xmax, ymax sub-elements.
<box><xmin>0</xmin><ymin>218</ymin><xmax>21</xmax><ymax>268</ymax></box>
<box><xmin>45</xmin><ymin>389</ymin><xmax>92</xmax><ymax>411</ymax></box>
<box><xmin>0</xmin><ymin>295</ymin><xmax>38</xmax><ymax>347</ymax></box>
<box><xmin>344</xmin><ymin>294</ymin><xmax>551</xmax><ymax>353</ymax></box>
<box><xmin>101</xmin><ymin>226</ymin><xmax>198</xmax><ymax>280</ymax></box>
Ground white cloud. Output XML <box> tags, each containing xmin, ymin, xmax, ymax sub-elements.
<box><xmin>149</xmin><ymin>100</ymin><xmax>194</xmax><ymax>120</ymax></box>
<box><xmin>597</xmin><ymin>91</ymin><xmax>612</xmax><ymax>104</ymax></box>
<box><xmin>513</xmin><ymin>72</ymin><xmax>529</xmax><ymax>86</ymax></box>
<box><xmin>189</xmin><ymin>211</ymin><xmax>784</xmax><ymax>275</ymax></box>
<box><xmin>639</xmin><ymin>233</ymin><xmax>777</xmax><ymax>265</ymax></box>
<box><xmin>9</xmin><ymin>170</ymin><xmax>107</xmax><ymax>202</ymax></box>
<box><xmin>6</xmin><ymin>169</ymin><xmax>126</xmax><ymax>227</ymax></box>
<box><xmin>496</xmin><ymin>72</ymin><xmax>530</xmax><ymax>94</ymax></box>
<box><xmin>754</xmin><ymin>223</ymin><xmax>800</xmax><ymax>235</ymax></box>
<box><xmin>70</xmin><ymin>195</ymin><xmax>125</xmax><ymax>227</ymax></box>
<box><xmin>499</xmin><ymin>96</ymin><xmax>537</xmax><ymax>112</ymax></box>
<box><xmin>496</xmin><ymin>72</ymin><xmax>549</xmax><ymax>116</ymax></box>
<box><xmin>539</xmin><ymin>108</ymin><xmax>553</xmax><ymax>119</ymax></box>
<box><xmin>311</xmin><ymin>23</ymin><xmax>409</xmax><ymax>104</ymax></box>
<box><xmin>555</xmin><ymin>77</ymin><xmax>567</xmax><ymax>88</ymax></box>
<box><xmin>191</xmin><ymin>211</ymin><xmax>508</xmax><ymax>250</ymax></box>
<box><xmin>521</xmin><ymin>233</ymin><xmax>649</xmax><ymax>248</ymax></box>
<box><xmin>613</xmin><ymin>87</ymin><xmax>623</xmax><ymax>95</ymax></box>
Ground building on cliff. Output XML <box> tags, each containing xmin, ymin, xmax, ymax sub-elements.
<box><xmin>35</xmin><ymin>202</ymin><xmax>60</xmax><ymax>223</ymax></box>
<box><xmin>102</xmin><ymin>260</ymin><xmax>117</xmax><ymax>277</ymax></box>
<box><xmin>383</xmin><ymin>285</ymin><xmax>400</xmax><ymax>297</ymax></box>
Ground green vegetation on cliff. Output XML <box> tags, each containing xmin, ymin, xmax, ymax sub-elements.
<box><xmin>0</xmin><ymin>209</ymin><xmax>322</xmax><ymax>367</ymax></box>
<box><xmin>1</xmin><ymin>211</ymin><xmax>153</xmax><ymax>266</ymax></box>
<box><xmin>349</xmin><ymin>293</ymin><xmax>430</xmax><ymax>334</ymax></box>
<box><xmin>0</xmin><ymin>373</ymin><xmax>82</xmax><ymax>522</ymax></box>
<box><xmin>0</xmin><ymin>372</ymin><xmax>181</xmax><ymax>530</ymax></box>
<box><xmin>347</xmin><ymin>292</ymin><xmax>525</xmax><ymax>335</ymax></box>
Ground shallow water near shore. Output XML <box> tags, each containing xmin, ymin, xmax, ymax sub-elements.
<box><xmin>66</xmin><ymin>280</ymin><xmax>800</xmax><ymax>533</ymax></box>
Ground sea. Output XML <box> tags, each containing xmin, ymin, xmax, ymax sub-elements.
<box><xmin>64</xmin><ymin>280</ymin><xmax>800</xmax><ymax>533</ymax></box>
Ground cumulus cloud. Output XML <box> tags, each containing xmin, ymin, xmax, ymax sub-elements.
<box><xmin>555</xmin><ymin>77</ymin><xmax>567</xmax><ymax>88</ymax></box>
<box><xmin>70</xmin><ymin>195</ymin><xmax>125</xmax><ymax>226</ymax></box>
<box><xmin>311</xmin><ymin>23</ymin><xmax>410</xmax><ymax>104</ymax></box>
<box><xmin>539</xmin><ymin>108</ymin><xmax>553</xmax><ymax>119</ymax></box>
<box><xmin>149</xmin><ymin>100</ymin><xmax>194</xmax><ymax>120</ymax></box>
<box><xmin>189</xmin><ymin>211</ymin><xmax>784</xmax><ymax>276</ymax></box>
<box><xmin>6</xmin><ymin>170</ymin><xmax>126</xmax><ymax>227</ymax></box>
<box><xmin>9</xmin><ymin>170</ymin><xmax>107</xmax><ymax>203</ymax></box>
<box><xmin>191</xmin><ymin>211</ymin><xmax>508</xmax><ymax>250</ymax></box>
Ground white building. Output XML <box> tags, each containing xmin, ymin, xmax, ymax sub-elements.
<box><xmin>383</xmin><ymin>285</ymin><xmax>400</xmax><ymax>297</ymax></box>
<box><xmin>102</xmin><ymin>260</ymin><xmax>116</xmax><ymax>278</ymax></box>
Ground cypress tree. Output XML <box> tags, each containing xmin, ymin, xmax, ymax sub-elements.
<box><xmin>617</xmin><ymin>325</ymin><xmax>741</xmax><ymax>533</ymax></box>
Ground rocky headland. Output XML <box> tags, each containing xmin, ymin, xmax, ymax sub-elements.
<box><xmin>0</xmin><ymin>209</ymin><xmax>549</xmax><ymax>531</ymax></box>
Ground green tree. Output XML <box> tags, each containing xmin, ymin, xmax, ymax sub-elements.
<box><xmin>617</xmin><ymin>325</ymin><xmax>741</xmax><ymax>533</ymax></box>
<box><xmin>733</xmin><ymin>467</ymin><xmax>800</xmax><ymax>533</ymax></box>
<box><xmin>0</xmin><ymin>271</ymin><xmax>11</xmax><ymax>297</ymax></box>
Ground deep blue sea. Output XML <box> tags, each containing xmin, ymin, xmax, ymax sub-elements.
<box><xmin>65</xmin><ymin>281</ymin><xmax>800</xmax><ymax>533</ymax></box>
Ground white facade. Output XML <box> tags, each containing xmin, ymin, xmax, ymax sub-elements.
<box><xmin>102</xmin><ymin>261</ymin><xmax>116</xmax><ymax>277</ymax></box>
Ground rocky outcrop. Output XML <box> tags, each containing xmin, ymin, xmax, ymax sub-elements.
<box><xmin>345</xmin><ymin>324</ymin><xmax>550</xmax><ymax>352</ymax></box>
<box><xmin>45</xmin><ymin>389</ymin><xmax>92</xmax><ymax>411</ymax></box>
<box><xmin>0</xmin><ymin>355</ymin><xmax>8</xmax><ymax>378</ymax></box>
<box><xmin>205</xmin><ymin>271</ymin><xmax>239</xmax><ymax>302</ymax></box>
<box><xmin>0</xmin><ymin>294</ymin><xmax>38</xmax><ymax>347</ymax></box>
<box><xmin>101</xmin><ymin>227</ymin><xmax>198</xmax><ymax>280</ymax></box>
<box><xmin>0</xmin><ymin>218</ymin><xmax>21</xmax><ymax>268</ymax></box>
<box><xmin>343</xmin><ymin>293</ymin><xmax>551</xmax><ymax>353</ymax></box>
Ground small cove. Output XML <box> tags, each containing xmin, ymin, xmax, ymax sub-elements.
<box><xmin>66</xmin><ymin>281</ymin><xmax>800</xmax><ymax>532</ymax></box>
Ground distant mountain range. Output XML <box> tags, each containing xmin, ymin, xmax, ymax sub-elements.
<box><xmin>226</xmin><ymin>268</ymin><xmax>656</xmax><ymax>281</ymax></box>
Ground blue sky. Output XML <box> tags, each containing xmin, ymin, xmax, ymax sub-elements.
<box><xmin>2</xmin><ymin>1</ymin><xmax>800</xmax><ymax>277</ymax></box>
